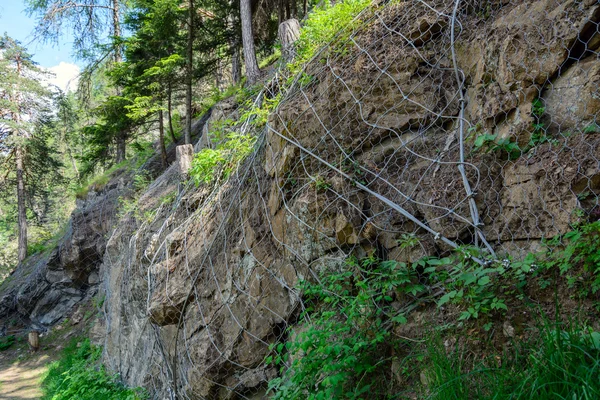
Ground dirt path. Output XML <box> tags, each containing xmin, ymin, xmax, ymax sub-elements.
<box><xmin>0</xmin><ymin>348</ymin><xmax>55</xmax><ymax>400</ymax></box>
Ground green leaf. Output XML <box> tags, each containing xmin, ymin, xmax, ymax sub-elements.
<box><xmin>478</xmin><ymin>276</ymin><xmax>491</xmax><ymax>286</ymax></box>
<box><xmin>438</xmin><ymin>290</ymin><xmax>457</xmax><ymax>306</ymax></box>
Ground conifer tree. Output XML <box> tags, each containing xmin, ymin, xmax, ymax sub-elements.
<box><xmin>0</xmin><ymin>35</ymin><xmax>55</xmax><ymax>261</ymax></box>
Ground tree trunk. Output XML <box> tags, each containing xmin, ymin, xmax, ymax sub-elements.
<box><xmin>240</xmin><ymin>0</ymin><xmax>261</xmax><ymax>84</ymax></box>
<box><xmin>159</xmin><ymin>110</ymin><xmax>167</xmax><ymax>168</ymax></box>
<box><xmin>167</xmin><ymin>83</ymin><xmax>177</xmax><ymax>143</ymax></box>
<box><xmin>115</xmin><ymin>132</ymin><xmax>126</xmax><ymax>163</ymax></box>
<box><xmin>16</xmin><ymin>146</ymin><xmax>27</xmax><ymax>261</ymax></box>
<box><xmin>228</xmin><ymin>9</ymin><xmax>242</xmax><ymax>85</ymax></box>
<box><xmin>185</xmin><ymin>0</ymin><xmax>194</xmax><ymax>144</ymax></box>
<box><xmin>303</xmin><ymin>0</ymin><xmax>307</xmax><ymax>17</ymax></box>
<box><xmin>278</xmin><ymin>0</ymin><xmax>285</xmax><ymax>25</ymax></box>
<box><xmin>231</xmin><ymin>42</ymin><xmax>242</xmax><ymax>84</ymax></box>
<box><xmin>112</xmin><ymin>0</ymin><xmax>122</xmax><ymax>63</ymax></box>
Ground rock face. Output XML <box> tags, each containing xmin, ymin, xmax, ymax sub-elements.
<box><xmin>96</xmin><ymin>1</ymin><xmax>600</xmax><ymax>399</ymax></box>
<box><xmin>0</xmin><ymin>171</ymin><xmax>125</xmax><ymax>329</ymax></box>
<box><xmin>0</xmin><ymin>149</ymin><xmax>178</xmax><ymax>331</ymax></box>
<box><xmin>2</xmin><ymin>0</ymin><xmax>599</xmax><ymax>398</ymax></box>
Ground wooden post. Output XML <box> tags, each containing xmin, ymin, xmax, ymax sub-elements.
<box><xmin>28</xmin><ymin>331</ymin><xmax>39</xmax><ymax>352</ymax></box>
<box><xmin>176</xmin><ymin>144</ymin><xmax>195</xmax><ymax>179</ymax></box>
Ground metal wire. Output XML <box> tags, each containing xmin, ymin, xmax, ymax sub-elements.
<box><xmin>99</xmin><ymin>0</ymin><xmax>600</xmax><ymax>398</ymax></box>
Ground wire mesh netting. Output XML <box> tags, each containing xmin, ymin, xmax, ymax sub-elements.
<box><xmin>100</xmin><ymin>0</ymin><xmax>600</xmax><ymax>398</ymax></box>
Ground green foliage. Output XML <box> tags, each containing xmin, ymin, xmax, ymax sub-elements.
<box><xmin>196</xmin><ymin>84</ymin><xmax>244</xmax><ymax>118</ymax></box>
<box><xmin>190</xmin><ymin>87</ymin><xmax>280</xmax><ymax>185</ymax></box>
<box><xmin>542</xmin><ymin>221</ymin><xmax>600</xmax><ymax>296</ymax></box>
<box><xmin>313</xmin><ymin>175</ymin><xmax>331</xmax><ymax>191</ymax></box>
<box><xmin>159</xmin><ymin>191</ymin><xmax>177</xmax><ymax>207</ymax></box>
<box><xmin>41</xmin><ymin>338</ymin><xmax>146</xmax><ymax>400</ymax></box>
<box><xmin>472</xmin><ymin>98</ymin><xmax>556</xmax><ymax>160</ymax></box>
<box><xmin>268</xmin><ymin>255</ymin><xmax>422</xmax><ymax>399</ymax></box>
<box><xmin>583</xmin><ymin>122</ymin><xmax>600</xmax><ymax>134</ymax></box>
<box><xmin>430</xmin><ymin>249</ymin><xmax>511</xmax><ymax>321</ymax></box>
<box><xmin>190</xmin><ymin>133</ymin><xmax>256</xmax><ymax>185</ymax></box>
<box><xmin>531</xmin><ymin>98</ymin><xmax>545</xmax><ymax>118</ymax></box>
<box><xmin>239</xmin><ymin>92</ymin><xmax>282</xmax><ymax>127</ymax></box>
<box><xmin>288</xmin><ymin>0</ymin><xmax>372</xmax><ymax>76</ymax></box>
<box><xmin>258</xmin><ymin>49</ymin><xmax>282</xmax><ymax>69</ymax></box>
<box><xmin>75</xmin><ymin>160</ymin><xmax>130</xmax><ymax>199</ymax></box>
<box><xmin>26</xmin><ymin>223</ymin><xmax>69</xmax><ymax>257</ymax></box>
<box><xmin>0</xmin><ymin>335</ymin><xmax>15</xmax><ymax>351</ymax></box>
<box><xmin>423</xmin><ymin>315</ymin><xmax>600</xmax><ymax>399</ymax></box>
<box><xmin>473</xmin><ymin>132</ymin><xmax>522</xmax><ymax>160</ymax></box>
<box><xmin>268</xmin><ymin>221</ymin><xmax>600</xmax><ymax>399</ymax></box>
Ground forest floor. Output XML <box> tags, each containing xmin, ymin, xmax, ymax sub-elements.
<box><xmin>0</xmin><ymin>348</ymin><xmax>54</xmax><ymax>400</ymax></box>
<box><xmin>0</xmin><ymin>301</ymin><xmax>97</xmax><ymax>400</ymax></box>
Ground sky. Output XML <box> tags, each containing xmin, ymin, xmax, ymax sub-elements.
<box><xmin>0</xmin><ymin>1</ymin><xmax>81</xmax><ymax>92</ymax></box>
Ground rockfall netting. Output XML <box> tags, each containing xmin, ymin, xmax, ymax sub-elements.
<box><xmin>100</xmin><ymin>0</ymin><xmax>600</xmax><ymax>398</ymax></box>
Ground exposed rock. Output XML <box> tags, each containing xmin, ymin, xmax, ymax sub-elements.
<box><xmin>544</xmin><ymin>56</ymin><xmax>600</xmax><ymax>131</ymax></box>
<box><xmin>3</xmin><ymin>1</ymin><xmax>600</xmax><ymax>399</ymax></box>
<box><xmin>503</xmin><ymin>321</ymin><xmax>515</xmax><ymax>338</ymax></box>
<box><xmin>88</xmin><ymin>272</ymin><xmax>100</xmax><ymax>285</ymax></box>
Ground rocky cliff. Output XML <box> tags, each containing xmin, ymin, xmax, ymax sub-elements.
<box><xmin>1</xmin><ymin>0</ymin><xmax>599</xmax><ymax>398</ymax></box>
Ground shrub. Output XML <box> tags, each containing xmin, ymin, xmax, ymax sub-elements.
<box><xmin>541</xmin><ymin>220</ymin><xmax>600</xmax><ymax>297</ymax></box>
<box><xmin>41</xmin><ymin>338</ymin><xmax>146</xmax><ymax>400</ymax></box>
<box><xmin>190</xmin><ymin>132</ymin><xmax>256</xmax><ymax>185</ymax></box>
<box><xmin>288</xmin><ymin>0</ymin><xmax>372</xmax><ymax>76</ymax></box>
<box><xmin>268</xmin><ymin>255</ymin><xmax>422</xmax><ymax>399</ymax></box>
<box><xmin>0</xmin><ymin>335</ymin><xmax>15</xmax><ymax>351</ymax></box>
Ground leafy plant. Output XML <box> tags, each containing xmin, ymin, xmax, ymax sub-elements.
<box><xmin>268</xmin><ymin>255</ymin><xmax>423</xmax><ymax>399</ymax></box>
<box><xmin>531</xmin><ymin>98</ymin><xmax>545</xmax><ymax>118</ymax></box>
<box><xmin>313</xmin><ymin>175</ymin><xmax>331</xmax><ymax>191</ymax></box>
<box><xmin>542</xmin><ymin>221</ymin><xmax>600</xmax><ymax>296</ymax></box>
<box><xmin>473</xmin><ymin>132</ymin><xmax>522</xmax><ymax>160</ymax></box>
<box><xmin>190</xmin><ymin>132</ymin><xmax>256</xmax><ymax>185</ymax></box>
<box><xmin>41</xmin><ymin>338</ymin><xmax>146</xmax><ymax>400</ymax></box>
<box><xmin>287</xmin><ymin>0</ymin><xmax>372</xmax><ymax>77</ymax></box>
<box><xmin>0</xmin><ymin>335</ymin><xmax>15</xmax><ymax>351</ymax></box>
<box><xmin>583</xmin><ymin>122</ymin><xmax>600</xmax><ymax>134</ymax></box>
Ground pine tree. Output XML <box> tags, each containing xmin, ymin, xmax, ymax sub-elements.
<box><xmin>0</xmin><ymin>35</ymin><xmax>55</xmax><ymax>261</ymax></box>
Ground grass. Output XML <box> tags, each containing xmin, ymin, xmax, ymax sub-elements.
<box><xmin>74</xmin><ymin>160</ymin><xmax>130</xmax><ymax>199</ymax></box>
<box><xmin>259</xmin><ymin>49</ymin><xmax>281</xmax><ymax>69</ymax></box>
<box><xmin>421</xmin><ymin>312</ymin><xmax>600</xmax><ymax>400</ymax></box>
<box><xmin>41</xmin><ymin>338</ymin><xmax>146</xmax><ymax>400</ymax></box>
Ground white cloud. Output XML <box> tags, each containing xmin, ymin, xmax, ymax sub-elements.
<box><xmin>47</xmin><ymin>62</ymin><xmax>80</xmax><ymax>93</ymax></box>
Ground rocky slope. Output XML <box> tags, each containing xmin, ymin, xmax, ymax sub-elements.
<box><xmin>1</xmin><ymin>0</ymin><xmax>599</xmax><ymax>398</ymax></box>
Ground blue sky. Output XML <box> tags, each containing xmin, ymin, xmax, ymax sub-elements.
<box><xmin>0</xmin><ymin>1</ymin><xmax>76</xmax><ymax>68</ymax></box>
<box><xmin>0</xmin><ymin>1</ymin><xmax>81</xmax><ymax>91</ymax></box>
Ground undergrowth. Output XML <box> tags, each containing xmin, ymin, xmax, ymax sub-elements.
<box><xmin>268</xmin><ymin>254</ymin><xmax>421</xmax><ymax>399</ymax></box>
<box><xmin>0</xmin><ymin>335</ymin><xmax>15</xmax><ymax>351</ymax></box>
<box><xmin>189</xmin><ymin>90</ymin><xmax>280</xmax><ymax>185</ymax></box>
<box><xmin>267</xmin><ymin>220</ymin><xmax>600</xmax><ymax>399</ymax></box>
<box><xmin>41</xmin><ymin>338</ymin><xmax>146</xmax><ymax>400</ymax></box>
<box><xmin>423</xmin><ymin>314</ymin><xmax>600</xmax><ymax>399</ymax></box>
<box><xmin>288</xmin><ymin>0</ymin><xmax>372</xmax><ymax>77</ymax></box>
